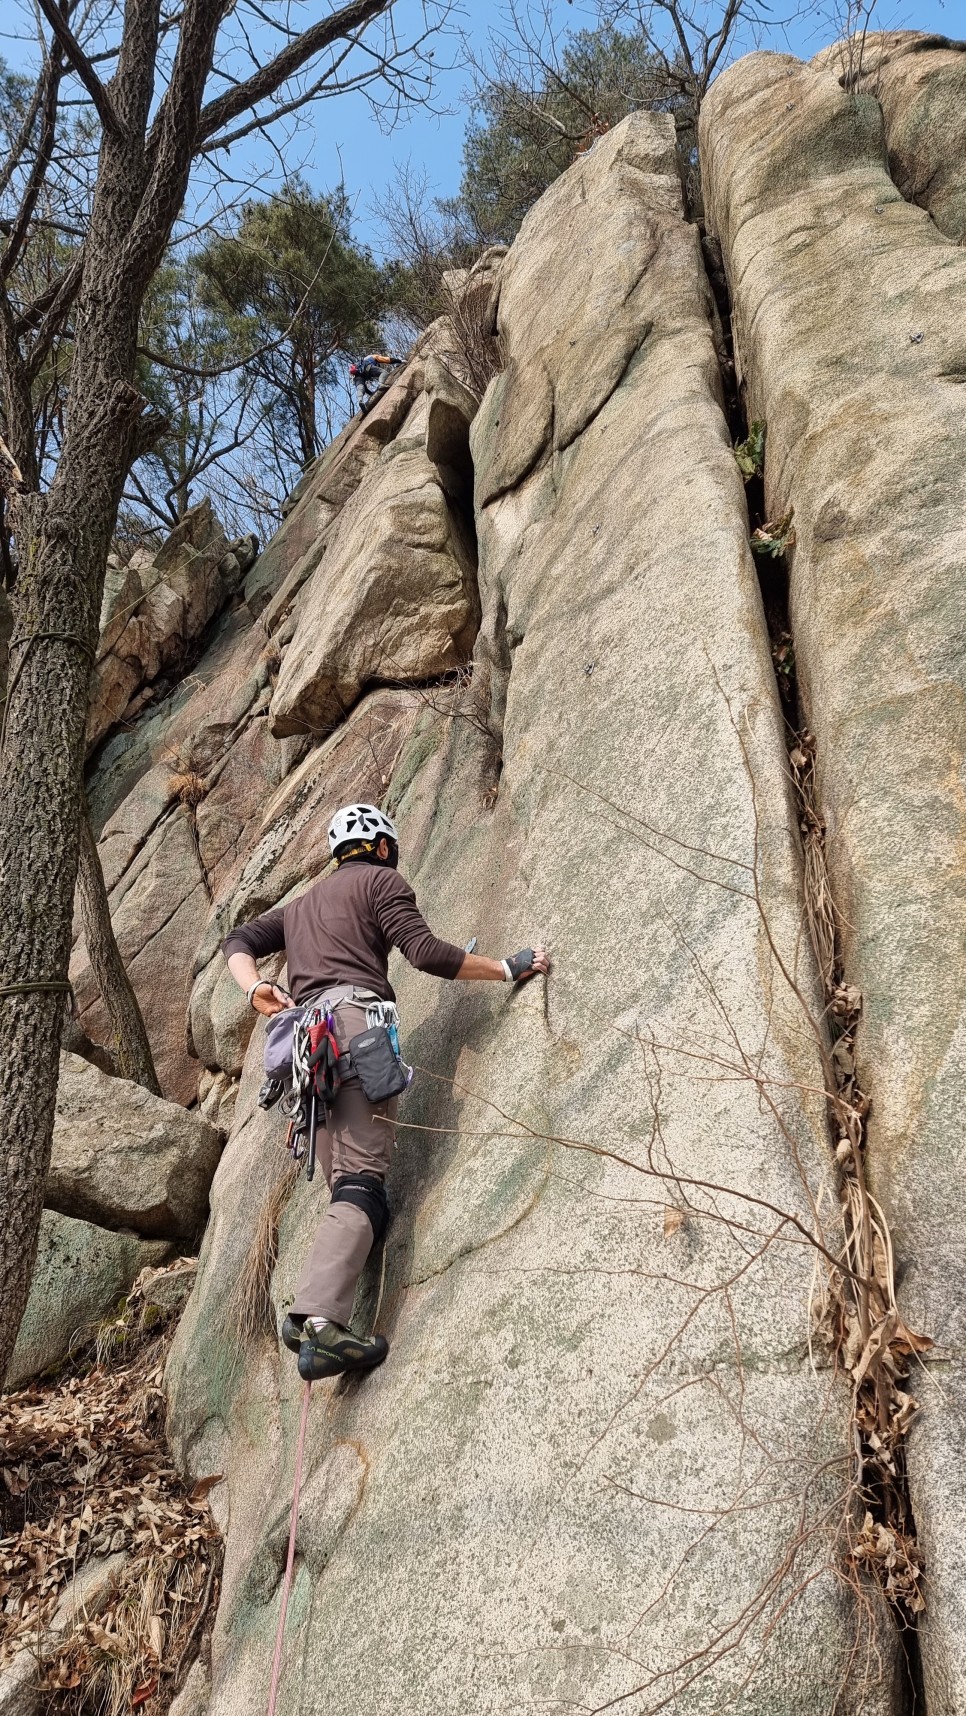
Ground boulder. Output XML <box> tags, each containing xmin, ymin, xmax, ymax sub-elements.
<box><xmin>701</xmin><ymin>48</ymin><xmax>966</xmax><ymax>1704</ymax></box>
<box><xmin>268</xmin><ymin>443</ymin><xmax>479</xmax><ymax>738</ymax></box>
<box><xmin>0</xmin><ymin>1555</ymin><xmax>128</xmax><ymax>1708</ymax></box>
<box><xmin>8</xmin><ymin>1211</ymin><xmax>170</xmax><ymax>1389</ymax></box>
<box><xmin>167</xmin><ymin>113</ymin><xmax>897</xmax><ymax>1715</ymax></box>
<box><xmin>46</xmin><ymin>1053</ymin><xmax>223</xmax><ymax>1239</ymax></box>
<box><xmin>47</xmin><ymin>1551</ymin><xmax>128</xmax><ymax>1636</ymax></box>
<box><xmin>169</xmin><ymin>1658</ymin><xmax>211</xmax><ymax>1716</ymax></box>
<box><xmin>136</xmin><ymin>1256</ymin><xmax>198</xmax><ymax>1316</ymax></box>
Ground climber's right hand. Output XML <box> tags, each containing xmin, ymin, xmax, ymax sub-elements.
<box><xmin>504</xmin><ymin>946</ymin><xmax>552</xmax><ymax>983</ymax></box>
<box><xmin>250</xmin><ymin>982</ymin><xmax>295</xmax><ymax>1017</ymax></box>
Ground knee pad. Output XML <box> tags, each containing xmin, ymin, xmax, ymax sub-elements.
<box><xmin>331</xmin><ymin>1172</ymin><xmax>389</xmax><ymax>1242</ymax></box>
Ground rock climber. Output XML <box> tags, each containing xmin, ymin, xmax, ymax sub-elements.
<box><xmin>348</xmin><ymin>351</ymin><xmax>400</xmax><ymax>407</ymax></box>
<box><xmin>222</xmin><ymin>802</ymin><xmax>550</xmax><ymax>1381</ymax></box>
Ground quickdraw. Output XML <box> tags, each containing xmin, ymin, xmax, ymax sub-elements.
<box><xmin>285</xmin><ymin>1006</ymin><xmax>343</xmax><ymax>1182</ymax></box>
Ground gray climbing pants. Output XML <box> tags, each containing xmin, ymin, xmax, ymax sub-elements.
<box><xmin>291</xmin><ymin>999</ymin><xmax>396</xmax><ymax>1325</ymax></box>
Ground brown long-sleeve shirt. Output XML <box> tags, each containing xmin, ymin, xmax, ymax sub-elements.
<box><xmin>222</xmin><ymin>861</ymin><xmax>465</xmax><ymax>1003</ymax></box>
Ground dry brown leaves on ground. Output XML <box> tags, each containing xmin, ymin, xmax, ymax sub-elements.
<box><xmin>0</xmin><ymin>1261</ymin><xmax>221</xmax><ymax>1716</ymax></box>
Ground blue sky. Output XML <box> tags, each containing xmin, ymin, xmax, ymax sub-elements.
<box><xmin>4</xmin><ymin>0</ymin><xmax>960</xmax><ymax>252</ymax></box>
<box><xmin>288</xmin><ymin>0</ymin><xmax>960</xmax><ymax>249</ymax></box>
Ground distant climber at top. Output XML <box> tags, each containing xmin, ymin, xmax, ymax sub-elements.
<box><xmin>223</xmin><ymin>803</ymin><xmax>550</xmax><ymax>1381</ymax></box>
<box><xmin>348</xmin><ymin>351</ymin><xmax>401</xmax><ymax>408</ymax></box>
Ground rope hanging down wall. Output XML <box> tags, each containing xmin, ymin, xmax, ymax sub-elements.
<box><xmin>0</xmin><ymin>981</ymin><xmax>74</xmax><ymax>1001</ymax></box>
<box><xmin>266</xmin><ymin>1380</ymin><xmax>313</xmax><ymax>1716</ymax></box>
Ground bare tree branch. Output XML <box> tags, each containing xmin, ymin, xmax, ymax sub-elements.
<box><xmin>0</xmin><ymin>52</ymin><xmax>64</xmax><ymax>285</ymax></box>
<box><xmin>0</xmin><ymin>66</ymin><xmax>47</xmax><ymax>203</ymax></box>
<box><xmin>193</xmin><ymin>0</ymin><xmax>392</xmax><ymax>146</ymax></box>
<box><xmin>34</xmin><ymin>0</ymin><xmax>127</xmax><ymax>139</ymax></box>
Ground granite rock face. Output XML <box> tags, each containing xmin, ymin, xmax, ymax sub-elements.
<box><xmin>88</xmin><ymin>499</ymin><xmax>254</xmax><ymax>753</ymax></box>
<box><xmin>242</xmin><ymin>356</ymin><xmax>424</xmax><ymax>619</ymax></box>
<box><xmin>268</xmin><ymin>441</ymin><xmax>478</xmax><ymax>738</ymax></box>
<box><xmin>815</xmin><ymin>31</ymin><xmax>966</xmax><ymax>242</ymax></box>
<box><xmin>74</xmin><ymin>352</ymin><xmax>448</xmax><ymax>1106</ymax></box>
<box><xmin>701</xmin><ymin>44</ymin><xmax>966</xmax><ymax>1706</ymax></box>
<box><xmin>0</xmin><ymin>1649</ymin><xmax>40</xmax><ymax>1716</ymax></box>
<box><xmin>164</xmin><ymin>114</ymin><xmax>898</xmax><ymax>1716</ymax></box>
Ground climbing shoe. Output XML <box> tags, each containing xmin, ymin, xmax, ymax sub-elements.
<box><xmin>296</xmin><ymin>1317</ymin><xmax>388</xmax><ymax>1380</ymax></box>
<box><xmin>280</xmin><ymin>1312</ymin><xmax>305</xmax><ymax>1354</ymax></box>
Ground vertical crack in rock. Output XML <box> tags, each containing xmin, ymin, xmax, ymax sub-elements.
<box><xmin>699</xmin><ymin>233</ymin><xmax>927</xmax><ymax>1716</ymax></box>
<box><xmin>342</xmin><ymin>413</ymin><xmax>499</xmax><ymax>795</ymax></box>
<box><xmin>424</xmin><ymin>400</ymin><xmax>504</xmax><ymax>800</ymax></box>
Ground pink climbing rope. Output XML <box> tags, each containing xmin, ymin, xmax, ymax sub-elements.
<box><xmin>266</xmin><ymin>1380</ymin><xmax>313</xmax><ymax>1716</ymax></box>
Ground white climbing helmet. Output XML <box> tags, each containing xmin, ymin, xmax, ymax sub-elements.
<box><xmin>327</xmin><ymin>803</ymin><xmax>399</xmax><ymax>858</ymax></box>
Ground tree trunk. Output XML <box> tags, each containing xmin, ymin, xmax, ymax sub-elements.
<box><xmin>0</xmin><ymin>493</ymin><xmax>101</xmax><ymax>1385</ymax></box>
<box><xmin>0</xmin><ymin>0</ymin><xmax>172</xmax><ymax>1387</ymax></box>
<box><xmin>76</xmin><ymin>801</ymin><xmax>161</xmax><ymax>1094</ymax></box>
<box><xmin>0</xmin><ymin>366</ymin><xmax>156</xmax><ymax>1381</ymax></box>
<box><xmin>0</xmin><ymin>582</ymin><xmax>11</xmax><ymax>713</ymax></box>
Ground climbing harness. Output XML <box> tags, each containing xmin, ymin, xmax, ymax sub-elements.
<box><xmin>262</xmin><ymin>991</ymin><xmax>410</xmax><ymax>1179</ymax></box>
<box><xmin>265</xmin><ymin>1380</ymin><xmax>312</xmax><ymax>1716</ymax></box>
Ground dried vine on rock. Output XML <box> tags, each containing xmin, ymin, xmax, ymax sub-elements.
<box><xmin>788</xmin><ymin>730</ymin><xmax>929</xmax><ymax>1624</ymax></box>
